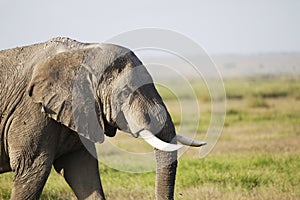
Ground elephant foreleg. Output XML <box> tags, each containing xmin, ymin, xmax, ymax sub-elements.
<box><xmin>8</xmin><ymin>116</ymin><xmax>58</xmax><ymax>199</ymax></box>
<box><xmin>53</xmin><ymin>146</ymin><xmax>105</xmax><ymax>200</ymax></box>
<box><xmin>10</xmin><ymin>152</ymin><xmax>53</xmax><ymax>200</ymax></box>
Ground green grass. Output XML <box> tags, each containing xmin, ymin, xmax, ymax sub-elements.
<box><xmin>0</xmin><ymin>76</ymin><xmax>300</xmax><ymax>199</ymax></box>
<box><xmin>178</xmin><ymin>154</ymin><xmax>300</xmax><ymax>190</ymax></box>
<box><xmin>224</xmin><ymin>77</ymin><xmax>300</xmax><ymax>100</ymax></box>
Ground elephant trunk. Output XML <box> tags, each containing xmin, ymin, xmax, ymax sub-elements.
<box><xmin>155</xmin><ymin>149</ymin><xmax>177</xmax><ymax>199</ymax></box>
<box><xmin>121</xmin><ymin>85</ymin><xmax>179</xmax><ymax>199</ymax></box>
<box><xmin>154</xmin><ymin>117</ymin><xmax>178</xmax><ymax>200</ymax></box>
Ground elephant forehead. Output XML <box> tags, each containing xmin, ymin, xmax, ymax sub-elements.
<box><xmin>98</xmin><ymin>43</ymin><xmax>131</xmax><ymax>56</ymax></box>
<box><xmin>81</xmin><ymin>45</ymin><xmax>131</xmax><ymax>78</ymax></box>
<box><xmin>113</xmin><ymin>65</ymin><xmax>154</xmax><ymax>91</ymax></box>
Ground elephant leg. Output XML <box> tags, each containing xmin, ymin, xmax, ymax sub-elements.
<box><xmin>8</xmin><ymin>116</ymin><xmax>58</xmax><ymax>199</ymax></box>
<box><xmin>53</xmin><ymin>145</ymin><xmax>105</xmax><ymax>200</ymax></box>
<box><xmin>10</xmin><ymin>153</ymin><xmax>53</xmax><ymax>200</ymax></box>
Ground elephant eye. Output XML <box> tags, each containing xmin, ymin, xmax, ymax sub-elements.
<box><xmin>119</xmin><ymin>86</ymin><xmax>132</xmax><ymax>99</ymax></box>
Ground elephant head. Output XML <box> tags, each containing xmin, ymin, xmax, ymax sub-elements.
<box><xmin>27</xmin><ymin>43</ymin><xmax>205</xmax><ymax>199</ymax></box>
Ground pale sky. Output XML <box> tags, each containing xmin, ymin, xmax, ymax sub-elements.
<box><xmin>0</xmin><ymin>0</ymin><xmax>299</xmax><ymax>54</ymax></box>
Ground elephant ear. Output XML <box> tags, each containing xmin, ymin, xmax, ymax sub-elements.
<box><xmin>27</xmin><ymin>49</ymin><xmax>108</xmax><ymax>143</ymax></box>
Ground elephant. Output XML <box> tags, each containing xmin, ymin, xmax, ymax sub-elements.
<box><xmin>0</xmin><ymin>37</ymin><xmax>205</xmax><ymax>200</ymax></box>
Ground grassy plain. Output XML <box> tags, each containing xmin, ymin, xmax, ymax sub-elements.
<box><xmin>0</xmin><ymin>77</ymin><xmax>299</xmax><ymax>199</ymax></box>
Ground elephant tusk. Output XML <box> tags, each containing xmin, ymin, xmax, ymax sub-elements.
<box><xmin>176</xmin><ymin>134</ymin><xmax>207</xmax><ymax>147</ymax></box>
<box><xmin>139</xmin><ymin>130</ymin><xmax>183</xmax><ymax>152</ymax></box>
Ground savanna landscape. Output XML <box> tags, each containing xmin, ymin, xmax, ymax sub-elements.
<box><xmin>0</xmin><ymin>75</ymin><xmax>299</xmax><ymax>200</ymax></box>
<box><xmin>0</xmin><ymin>1</ymin><xmax>298</xmax><ymax>199</ymax></box>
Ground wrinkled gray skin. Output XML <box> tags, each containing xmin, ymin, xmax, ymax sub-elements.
<box><xmin>0</xmin><ymin>37</ymin><xmax>177</xmax><ymax>200</ymax></box>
